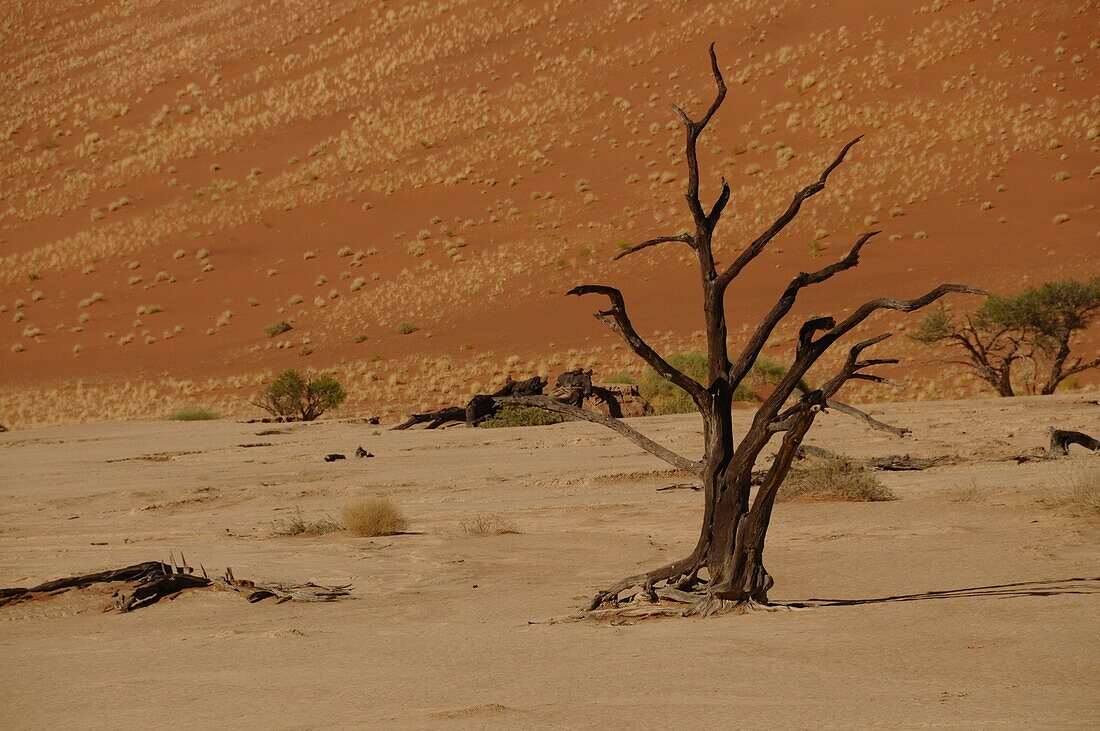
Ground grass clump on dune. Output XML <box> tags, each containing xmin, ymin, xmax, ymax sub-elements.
<box><xmin>778</xmin><ymin>456</ymin><xmax>895</xmax><ymax>502</ymax></box>
<box><xmin>265</xmin><ymin>320</ymin><xmax>293</xmax><ymax>338</ymax></box>
<box><xmin>168</xmin><ymin>407</ymin><xmax>220</xmax><ymax>421</ymax></box>
<box><xmin>343</xmin><ymin>497</ymin><xmax>408</xmax><ymax>536</ymax></box>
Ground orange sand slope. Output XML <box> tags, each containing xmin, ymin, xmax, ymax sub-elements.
<box><xmin>2</xmin><ymin>0</ymin><xmax>1098</xmax><ymax>427</ymax></box>
<box><xmin>1</xmin><ymin>394</ymin><xmax>1098</xmax><ymax>727</ymax></box>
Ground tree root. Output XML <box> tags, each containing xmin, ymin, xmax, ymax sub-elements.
<box><xmin>554</xmin><ymin>584</ymin><xmax>791</xmax><ymax>623</ymax></box>
<box><xmin>584</xmin><ymin>554</ymin><xmax>702</xmax><ymax>611</ymax></box>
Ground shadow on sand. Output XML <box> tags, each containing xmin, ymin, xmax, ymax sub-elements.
<box><xmin>782</xmin><ymin>576</ymin><xmax>1100</xmax><ymax>608</ymax></box>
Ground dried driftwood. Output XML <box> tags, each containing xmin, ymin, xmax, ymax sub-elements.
<box><xmin>1048</xmin><ymin>428</ymin><xmax>1100</xmax><ymax>457</ymax></box>
<box><xmin>393</xmin><ymin>375</ymin><xmax>548</xmax><ymax>430</ymax></box>
<box><xmin>0</xmin><ymin>555</ymin><xmax>351</xmax><ymax>612</ymax></box>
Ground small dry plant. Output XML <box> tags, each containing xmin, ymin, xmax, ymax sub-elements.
<box><xmin>778</xmin><ymin>456</ymin><xmax>895</xmax><ymax>503</ymax></box>
<box><xmin>273</xmin><ymin>507</ymin><xmax>343</xmax><ymax>536</ymax></box>
<box><xmin>460</xmin><ymin>513</ymin><xmax>519</xmax><ymax>536</ymax></box>
<box><xmin>949</xmin><ymin>479</ymin><xmax>983</xmax><ymax>504</ymax></box>
<box><xmin>343</xmin><ymin>497</ymin><xmax>408</xmax><ymax>536</ymax></box>
<box><xmin>1040</xmin><ymin>468</ymin><xmax>1100</xmax><ymax>518</ymax></box>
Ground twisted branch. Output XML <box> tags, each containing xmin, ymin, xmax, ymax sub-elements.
<box><xmin>568</xmin><ymin>285</ymin><xmax>707</xmax><ymax>404</ymax></box>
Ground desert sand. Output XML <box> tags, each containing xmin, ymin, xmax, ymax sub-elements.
<box><xmin>2</xmin><ymin>394</ymin><xmax>1098</xmax><ymax>728</ymax></box>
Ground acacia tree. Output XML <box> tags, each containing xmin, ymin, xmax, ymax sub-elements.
<box><xmin>910</xmin><ymin>307</ymin><xmax>1024</xmax><ymax>396</ymax></box>
<box><xmin>252</xmin><ymin>369</ymin><xmax>347</xmax><ymax>421</ymax></box>
<box><xmin>913</xmin><ymin>278</ymin><xmax>1100</xmax><ymax>396</ymax></box>
<box><xmin>499</xmin><ymin>45</ymin><xmax>979</xmax><ymax>618</ymax></box>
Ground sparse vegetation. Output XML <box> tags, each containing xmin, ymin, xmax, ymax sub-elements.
<box><xmin>265</xmin><ymin>320</ymin><xmax>293</xmax><ymax>338</ymax></box>
<box><xmin>343</xmin><ymin>497</ymin><xmax>408</xmax><ymax>536</ymax></box>
<box><xmin>778</xmin><ymin>456</ymin><xmax>896</xmax><ymax>502</ymax></box>
<box><xmin>167</xmin><ymin>407</ymin><xmax>220</xmax><ymax>421</ymax></box>
<box><xmin>1040</xmin><ymin>469</ymin><xmax>1100</xmax><ymax>518</ymax></box>
<box><xmin>272</xmin><ymin>507</ymin><xmax>344</xmax><ymax>536</ymax></box>
<box><xmin>460</xmin><ymin>513</ymin><xmax>519</xmax><ymax>536</ymax></box>
<box><xmin>396</xmin><ymin>321</ymin><xmax>418</xmax><ymax>335</ymax></box>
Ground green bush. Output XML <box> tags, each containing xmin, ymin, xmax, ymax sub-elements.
<box><xmin>480</xmin><ymin>405</ymin><xmax>569</xmax><ymax>428</ymax></box>
<box><xmin>637</xmin><ymin>353</ymin><xmax>802</xmax><ymax>414</ymax></box>
<box><xmin>168</xmin><ymin>407</ymin><xmax>220</xmax><ymax>421</ymax></box>
<box><xmin>252</xmin><ymin>369</ymin><xmax>347</xmax><ymax>421</ymax></box>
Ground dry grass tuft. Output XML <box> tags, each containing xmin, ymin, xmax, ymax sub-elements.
<box><xmin>1040</xmin><ymin>468</ymin><xmax>1100</xmax><ymax>518</ymax></box>
<box><xmin>272</xmin><ymin>507</ymin><xmax>343</xmax><ymax>536</ymax></box>
<box><xmin>460</xmin><ymin>513</ymin><xmax>519</xmax><ymax>536</ymax></box>
<box><xmin>778</xmin><ymin>456</ymin><xmax>895</xmax><ymax>502</ymax></box>
<box><xmin>949</xmin><ymin>480</ymin><xmax>984</xmax><ymax>504</ymax></box>
<box><xmin>343</xmin><ymin>497</ymin><xmax>408</xmax><ymax>536</ymax></box>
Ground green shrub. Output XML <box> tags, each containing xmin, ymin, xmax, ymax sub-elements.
<box><xmin>480</xmin><ymin>405</ymin><xmax>569</xmax><ymax>428</ymax></box>
<box><xmin>638</xmin><ymin>353</ymin><xmax>801</xmax><ymax>414</ymax></box>
<box><xmin>252</xmin><ymin>369</ymin><xmax>346</xmax><ymax>421</ymax></box>
<box><xmin>265</xmin><ymin>320</ymin><xmax>292</xmax><ymax>338</ymax></box>
<box><xmin>168</xmin><ymin>407</ymin><xmax>220</xmax><ymax>421</ymax></box>
<box><xmin>638</xmin><ymin>352</ymin><xmax>708</xmax><ymax>414</ymax></box>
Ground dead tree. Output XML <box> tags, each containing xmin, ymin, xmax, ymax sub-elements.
<box><xmin>0</xmin><ymin>557</ymin><xmax>351</xmax><ymax>611</ymax></box>
<box><xmin>393</xmin><ymin>376</ymin><xmax>547</xmax><ymax>430</ymax></box>
<box><xmin>505</xmin><ymin>45</ymin><xmax>980</xmax><ymax>618</ymax></box>
<box><xmin>1047</xmin><ymin>428</ymin><xmax>1100</xmax><ymax>457</ymax></box>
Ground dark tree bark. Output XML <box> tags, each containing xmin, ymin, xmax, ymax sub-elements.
<box><xmin>1047</xmin><ymin>428</ymin><xmax>1100</xmax><ymax>456</ymax></box>
<box><xmin>1</xmin><ymin>558</ymin><xmax>352</xmax><ymax>611</ymax></box>
<box><xmin>516</xmin><ymin>44</ymin><xmax>980</xmax><ymax>618</ymax></box>
<box><xmin>393</xmin><ymin>376</ymin><xmax>548</xmax><ymax>430</ymax></box>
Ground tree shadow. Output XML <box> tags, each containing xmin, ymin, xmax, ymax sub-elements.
<box><xmin>781</xmin><ymin>576</ymin><xmax>1100</xmax><ymax>608</ymax></box>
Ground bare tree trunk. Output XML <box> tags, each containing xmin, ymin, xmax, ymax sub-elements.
<box><xmin>502</xmin><ymin>45</ymin><xmax>979</xmax><ymax>619</ymax></box>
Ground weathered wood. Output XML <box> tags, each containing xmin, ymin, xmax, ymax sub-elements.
<box><xmin>393</xmin><ymin>376</ymin><xmax>549</xmax><ymax>430</ymax></box>
<box><xmin>1</xmin><ymin>558</ymin><xmax>351</xmax><ymax>612</ymax></box>
<box><xmin>1048</xmin><ymin>428</ymin><xmax>1100</xmax><ymax>457</ymax></box>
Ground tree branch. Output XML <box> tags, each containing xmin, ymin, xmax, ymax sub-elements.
<box><xmin>612</xmin><ymin>233</ymin><xmax>693</xmax><ymax>261</ymax></box>
<box><xmin>568</xmin><ymin>285</ymin><xmax>708</xmax><ymax>404</ymax></box>
<box><xmin>715</xmin><ymin>136</ymin><xmax>864</xmax><ymax>292</ymax></box>
<box><xmin>496</xmin><ymin>395</ymin><xmax>702</xmax><ymax>474</ymax></box>
<box><xmin>728</xmin><ymin>231</ymin><xmax>880</xmax><ymax>387</ymax></box>
<box><xmin>827</xmin><ymin>285</ymin><xmax>988</xmax><ymax>345</ymax></box>
<box><xmin>792</xmin><ymin>386</ymin><xmax>910</xmax><ymax>437</ymax></box>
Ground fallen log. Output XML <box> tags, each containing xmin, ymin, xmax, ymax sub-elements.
<box><xmin>393</xmin><ymin>376</ymin><xmax>548</xmax><ymax>430</ymax></box>
<box><xmin>795</xmin><ymin>445</ymin><xmax>957</xmax><ymax>471</ymax></box>
<box><xmin>0</xmin><ymin>556</ymin><xmax>351</xmax><ymax>612</ymax></box>
<box><xmin>1048</xmin><ymin>428</ymin><xmax>1100</xmax><ymax>457</ymax></box>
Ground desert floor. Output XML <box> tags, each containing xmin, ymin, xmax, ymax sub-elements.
<box><xmin>1</xmin><ymin>394</ymin><xmax>1098</xmax><ymax>728</ymax></box>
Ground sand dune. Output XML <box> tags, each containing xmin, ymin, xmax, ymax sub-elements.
<box><xmin>2</xmin><ymin>0</ymin><xmax>1098</xmax><ymax>426</ymax></box>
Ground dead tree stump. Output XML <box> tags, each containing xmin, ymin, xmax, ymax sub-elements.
<box><xmin>1048</xmin><ymin>428</ymin><xmax>1100</xmax><ymax>457</ymax></box>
